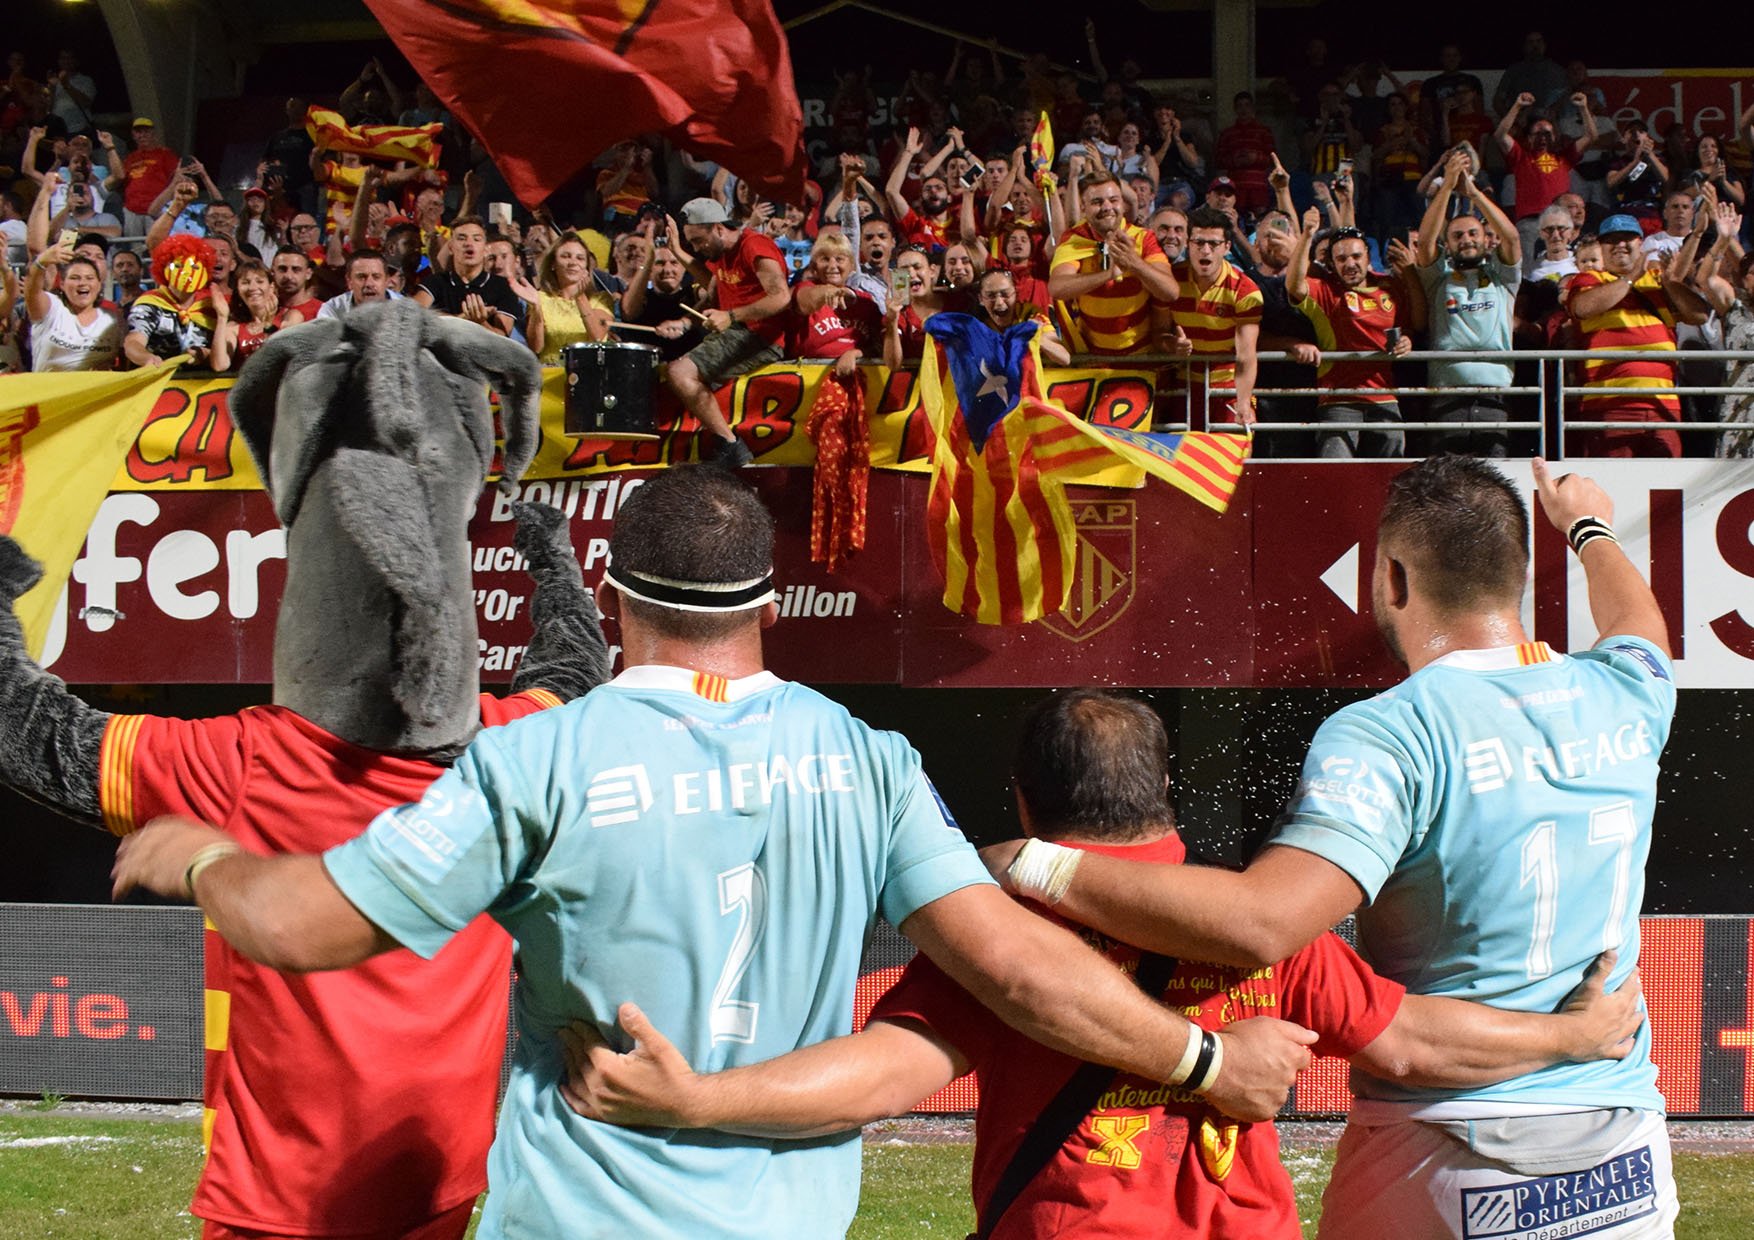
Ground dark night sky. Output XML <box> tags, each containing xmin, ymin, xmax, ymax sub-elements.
<box><xmin>10</xmin><ymin>0</ymin><xmax>1752</xmax><ymax>120</ymax></box>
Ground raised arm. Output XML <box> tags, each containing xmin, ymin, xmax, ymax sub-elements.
<box><xmin>1696</xmin><ymin>203</ymin><xmax>1743</xmax><ymax>316</ymax></box>
<box><xmin>1286</xmin><ymin>206</ymin><xmax>1320</xmax><ymax>303</ymax></box>
<box><xmin>22</xmin><ymin>127</ymin><xmax>46</xmax><ymax>186</ymax></box>
<box><xmin>347</xmin><ymin>167</ymin><xmax>381</xmax><ymax>255</ymax></box>
<box><xmin>25</xmin><ymin>170</ymin><xmax>58</xmax><ymax>255</ymax></box>
<box><xmin>1532</xmin><ymin>459</ymin><xmax>1671</xmax><ymax>654</ymax></box>
<box><xmin>144</xmin><ymin>179</ymin><xmax>199</xmax><ymax>254</ymax></box>
<box><xmin>886</xmin><ymin>128</ymin><xmax>925</xmax><ymax>220</ymax></box>
<box><xmin>1415</xmin><ymin>153</ymin><xmax>1459</xmax><ymax>268</ymax></box>
<box><xmin>1660</xmin><ymin>217</ymin><xmax>1714</xmax><ymax>327</ymax></box>
<box><xmin>1466</xmin><ymin>166</ymin><xmax>1521</xmax><ymax>268</ymax></box>
<box><xmin>1494</xmin><ymin>94</ymin><xmax>1530</xmax><ymax>156</ymax></box>
<box><xmin>507</xmin><ymin>502</ymin><xmax>609</xmax><ymax>701</ymax></box>
<box><xmin>1568</xmin><ymin>93</ymin><xmax>1599</xmax><ymax>162</ymax></box>
<box><xmin>919</xmin><ymin>129</ymin><xmax>962</xmax><ymax>181</ymax></box>
<box><xmin>97</xmin><ymin>131</ymin><xmax>124</xmax><ymax>190</ymax></box>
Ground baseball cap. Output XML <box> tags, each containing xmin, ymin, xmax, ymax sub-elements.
<box><xmin>131</xmin><ymin>116</ymin><xmax>155</xmax><ymax>129</ymax></box>
<box><xmin>1210</xmin><ymin>176</ymin><xmax>1237</xmax><ymax>193</ymax></box>
<box><xmin>1599</xmin><ymin>214</ymin><xmax>1642</xmax><ymax>239</ymax></box>
<box><xmin>242</xmin><ymin>186</ymin><xmax>268</xmax><ymax>201</ymax></box>
<box><xmin>680</xmin><ymin>198</ymin><xmax>729</xmax><ymax>225</ymax></box>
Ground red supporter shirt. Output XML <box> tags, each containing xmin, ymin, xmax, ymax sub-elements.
<box><xmin>121</xmin><ymin>147</ymin><xmax>181</xmax><ymax>217</ymax></box>
<box><xmin>1296</xmin><ymin>274</ymin><xmax>1412</xmax><ymax>406</ymax></box>
<box><xmin>898</xmin><ymin>208</ymin><xmax>953</xmax><ymax>252</ymax></box>
<box><xmin>1506</xmin><ymin>141</ymin><xmax>1575</xmax><ymax>221</ymax></box>
<box><xmin>97</xmin><ymin>691</ymin><xmax>562</xmax><ymax>1235</ymax></box>
<box><xmin>870</xmin><ymin>834</ymin><xmax>1404</xmax><ymax>1240</ymax></box>
<box><xmin>1214</xmin><ymin>120</ymin><xmax>1279</xmax><ymax>203</ymax></box>
<box><xmin>707</xmin><ymin>230</ymin><xmax>788</xmax><ymax>347</ymax></box>
<box><xmin>791</xmin><ymin>283</ymin><xmax>882</xmax><ymax>358</ymax></box>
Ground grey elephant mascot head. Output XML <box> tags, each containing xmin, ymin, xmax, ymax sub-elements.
<box><xmin>228</xmin><ymin>300</ymin><xmax>545</xmax><ymax>755</ymax></box>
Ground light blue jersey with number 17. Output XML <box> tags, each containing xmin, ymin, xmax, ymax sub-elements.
<box><xmin>323</xmin><ymin>666</ymin><xmax>993</xmax><ymax>1239</ymax></box>
<box><xmin>1270</xmin><ymin>637</ymin><xmax>1675</xmax><ymax>1111</ymax></box>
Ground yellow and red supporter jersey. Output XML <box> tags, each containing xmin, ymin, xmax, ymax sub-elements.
<box><xmin>1564</xmin><ymin>269</ymin><xmax>1681</xmax><ymax>421</ymax></box>
<box><xmin>1297</xmin><ymin>274</ymin><xmax>1412</xmax><ymax>406</ymax></box>
<box><xmin>97</xmin><ymin>690</ymin><xmax>562</xmax><ymax>1235</ymax></box>
<box><xmin>1050</xmin><ymin>221</ymin><xmax>1171</xmax><ymax>356</ymax></box>
<box><xmin>1168</xmin><ymin>259</ymin><xmax>1263</xmax><ymax>395</ymax></box>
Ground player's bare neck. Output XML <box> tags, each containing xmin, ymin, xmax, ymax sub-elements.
<box><xmin>1404</xmin><ymin>609</ymin><xmax>1529</xmax><ymax>674</ymax></box>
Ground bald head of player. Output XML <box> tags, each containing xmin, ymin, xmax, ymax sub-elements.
<box><xmin>598</xmin><ymin>467</ymin><xmax>779</xmax><ymax>672</ymax></box>
<box><xmin>1371</xmin><ymin>455</ymin><xmax>1530</xmax><ymax>666</ymax></box>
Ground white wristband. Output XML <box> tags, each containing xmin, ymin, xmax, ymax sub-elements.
<box><xmin>1189</xmin><ymin>1029</ymin><xmax>1225</xmax><ymax>1095</ymax></box>
<box><xmin>1166</xmin><ymin>1024</ymin><xmax>1204</xmax><ymax>1086</ymax></box>
<box><xmin>1005</xmin><ymin>838</ymin><xmax>1083</xmax><ymax>906</ymax></box>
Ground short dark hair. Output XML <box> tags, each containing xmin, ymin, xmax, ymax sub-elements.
<box><xmin>1012</xmin><ymin>690</ymin><xmax>1174</xmax><ymax>843</ymax></box>
<box><xmin>1185</xmin><ymin>205</ymin><xmax>1231</xmax><ymax>234</ymax></box>
<box><xmin>450</xmin><ymin>214</ymin><xmax>487</xmax><ymax>235</ymax></box>
<box><xmin>609</xmin><ymin>467</ymin><xmax>775</xmax><ymax>641</ymax></box>
<box><xmin>1379</xmin><ymin>455</ymin><xmax>1529</xmax><ymax>613</ymax></box>
<box><xmin>345</xmin><ymin>248</ymin><xmax>387</xmax><ymax>275</ymax></box>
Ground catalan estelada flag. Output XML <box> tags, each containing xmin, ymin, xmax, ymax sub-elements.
<box><xmin>304</xmin><ymin>105</ymin><xmax>443</xmax><ymax>168</ymax></box>
<box><xmin>363</xmin><ymin>0</ymin><xmax>807</xmax><ymax>205</ymax></box>
<box><xmin>0</xmin><ymin>362</ymin><xmax>186</xmax><ymax>659</ymax></box>
<box><xmin>921</xmin><ymin>314</ymin><xmax>1248</xmax><ymax>624</ymax></box>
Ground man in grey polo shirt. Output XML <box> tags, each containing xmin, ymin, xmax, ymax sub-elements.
<box><xmin>1415</xmin><ymin>148</ymin><xmax>1523</xmax><ymax>457</ymax></box>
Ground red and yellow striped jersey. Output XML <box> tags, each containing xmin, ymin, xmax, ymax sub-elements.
<box><xmin>1565</xmin><ymin>269</ymin><xmax>1680</xmax><ymax>420</ymax></box>
<box><xmin>1050</xmin><ymin>222</ymin><xmax>1171</xmax><ymax>356</ymax></box>
<box><xmin>1296</xmin><ymin>274</ymin><xmax>1411</xmax><ymax>406</ymax></box>
<box><xmin>97</xmin><ymin>691</ymin><xmax>559</xmax><ymax>1234</ymax></box>
<box><xmin>1169</xmin><ymin>259</ymin><xmax>1263</xmax><ymax>393</ymax></box>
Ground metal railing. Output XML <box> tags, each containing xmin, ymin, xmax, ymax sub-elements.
<box><xmin>1081</xmin><ymin>349</ymin><xmax>1754</xmax><ymax>460</ymax></box>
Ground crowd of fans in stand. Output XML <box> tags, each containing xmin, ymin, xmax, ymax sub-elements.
<box><xmin>4</xmin><ymin>33</ymin><xmax>1754</xmax><ymax>458</ymax></box>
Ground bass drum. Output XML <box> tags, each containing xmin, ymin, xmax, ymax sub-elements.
<box><xmin>561</xmin><ymin>341</ymin><xmax>662</xmax><ymax>439</ymax></box>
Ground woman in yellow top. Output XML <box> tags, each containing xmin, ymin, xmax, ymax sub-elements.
<box><xmin>526</xmin><ymin>235</ymin><xmax>614</xmax><ymax>364</ymax></box>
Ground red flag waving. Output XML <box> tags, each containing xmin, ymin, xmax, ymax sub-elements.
<box><xmin>364</xmin><ymin>0</ymin><xmax>807</xmax><ymax>205</ymax></box>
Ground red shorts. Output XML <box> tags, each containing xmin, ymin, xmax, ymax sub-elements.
<box><xmin>201</xmin><ymin>1199</ymin><xmax>475</xmax><ymax>1240</ymax></box>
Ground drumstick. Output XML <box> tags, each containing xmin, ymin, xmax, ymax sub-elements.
<box><xmin>609</xmin><ymin>321</ymin><xmax>663</xmax><ymax>334</ymax></box>
<box><xmin>680</xmin><ymin>303</ymin><xmax>711</xmax><ymax>323</ymax></box>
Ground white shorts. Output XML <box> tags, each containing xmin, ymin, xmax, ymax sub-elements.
<box><xmin>1316</xmin><ymin>1110</ymin><xmax>1677</xmax><ymax>1240</ymax></box>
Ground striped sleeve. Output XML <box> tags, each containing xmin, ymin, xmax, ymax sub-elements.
<box><xmin>98</xmin><ymin>714</ymin><xmax>147</xmax><ymax>836</ymax></box>
<box><xmin>98</xmin><ymin>714</ymin><xmax>247</xmax><ymax>836</ymax></box>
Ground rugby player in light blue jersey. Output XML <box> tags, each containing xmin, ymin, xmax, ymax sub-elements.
<box><xmin>983</xmin><ymin>455</ymin><xmax>1679</xmax><ymax>1240</ymax></box>
<box><xmin>113</xmin><ymin>466</ymin><xmax>1320</xmax><ymax>1240</ymax></box>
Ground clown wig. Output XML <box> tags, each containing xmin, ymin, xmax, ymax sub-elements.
<box><xmin>151</xmin><ymin>234</ymin><xmax>218</xmax><ymax>295</ymax></box>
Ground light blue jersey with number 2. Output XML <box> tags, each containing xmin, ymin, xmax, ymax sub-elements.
<box><xmin>324</xmin><ymin>666</ymin><xmax>992</xmax><ymax>1239</ymax></box>
<box><xmin>1270</xmin><ymin>637</ymin><xmax>1675</xmax><ymax>1110</ymax></box>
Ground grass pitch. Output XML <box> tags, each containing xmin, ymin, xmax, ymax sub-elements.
<box><xmin>2</xmin><ymin>1111</ymin><xmax>1751</xmax><ymax>1238</ymax></box>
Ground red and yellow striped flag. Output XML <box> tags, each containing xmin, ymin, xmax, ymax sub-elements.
<box><xmin>305</xmin><ymin>105</ymin><xmax>443</xmax><ymax>167</ymax></box>
<box><xmin>920</xmin><ymin>314</ymin><xmax>1249</xmax><ymax>625</ymax></box>
<box><xmin>919</xmin><ymin>334</ymin><xmax>1077</xmax><ymax>626</ymax></box>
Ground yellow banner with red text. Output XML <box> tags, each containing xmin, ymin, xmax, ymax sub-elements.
<box><xmin>110</xmin><ymin>364</ymin><xmax>1166</xmax><ymax>491</ymax></box>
